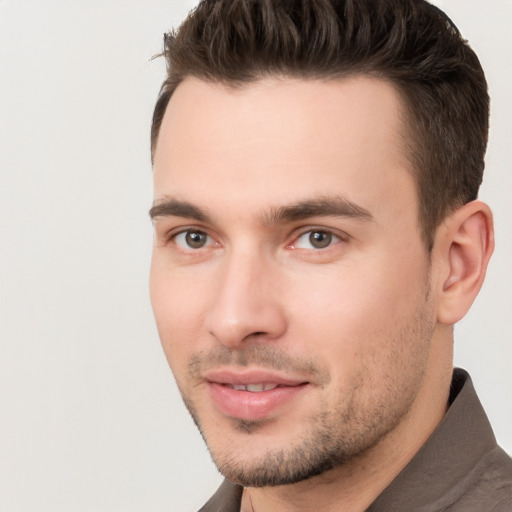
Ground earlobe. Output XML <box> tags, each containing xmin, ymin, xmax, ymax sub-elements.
<box><xmin>436</xmin><ymin>200</ymin><xmax>494</xmax><ymax>325</ymax></box>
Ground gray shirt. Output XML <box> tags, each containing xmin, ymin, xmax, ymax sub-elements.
<box><xmin>199</xmin><ymin>369</ymin><xmax>512</xmax><ymax>511</ymax></box>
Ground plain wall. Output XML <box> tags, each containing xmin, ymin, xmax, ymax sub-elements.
<box><xmin>0</xmin><ymin>1</ymin><xmax>510</xmax><ymax>511</ymax></box>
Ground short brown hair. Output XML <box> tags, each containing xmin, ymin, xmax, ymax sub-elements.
<box><xmin>151</xmin><ymin>0</ymin><xmax>489</xmax><ymax>249</ymax></box>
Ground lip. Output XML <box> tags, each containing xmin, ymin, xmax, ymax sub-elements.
<box><xmin>204</xmin><ymin>368</ymin><xmax>310</xmax><ymax>421</ymax></box>
<box><xmin>204</xmin><ymin>369</ymin><xmax>307</xmax><ymax>387</ymax></box>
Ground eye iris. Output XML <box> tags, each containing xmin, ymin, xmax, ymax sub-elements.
<box><xmin>185</xmin><ymin>231</ymin><xmax>207</xmax><ymax>248</ymax></box>
<box><xmin>309</xmin><ymin>231</ymin><xmax>332</xmax><ymax>248</ymax></box>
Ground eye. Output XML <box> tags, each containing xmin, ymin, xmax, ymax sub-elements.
<box><xmin>291</xmin><ymin>230</ymin><xmax>341</xmax><ymax>250</ymax></box>
<box><xmin>173</xmin><ymin>230</ymin><xmax>216</xmax><ymax>250</ymax></box>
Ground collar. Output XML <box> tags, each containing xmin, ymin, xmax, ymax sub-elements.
<box><xmin>367</xmin><ymin>368</ymin><xmax>497</xmax><ymax>510</ymax></box>
<box><xmin>200</xmin><ymin>369</ymin><xmax>498</xmax><ymax>512</ymax></box>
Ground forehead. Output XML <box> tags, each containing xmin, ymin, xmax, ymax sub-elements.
<box><xmin>152</xmin><ymin>76</ymin><xmax>416</xmax><ymax>224</ymax></box>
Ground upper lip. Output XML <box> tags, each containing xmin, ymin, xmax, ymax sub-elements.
<box><xmin>203</xmin><ymin>368</ymin><xmax>308</xmax><ymax>387</ymax></box>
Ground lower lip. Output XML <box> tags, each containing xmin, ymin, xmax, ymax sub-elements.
<box><xmin>207</xmin><ymin>382</ymin><xmax>308</xmax><ymax>421</ymax></box>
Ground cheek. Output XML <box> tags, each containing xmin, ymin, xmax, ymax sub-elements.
<box><xmin>287</xmin><ymin>255</ymin><xmax>430</xmax><ymax>375</ymax></box>
<box><xmin>149</xmin><ymin>259</ymin><xmax>206</xmax><ymax>371</ymax></box>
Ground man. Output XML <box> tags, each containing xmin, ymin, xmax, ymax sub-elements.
<box><xmin>148</xmin><ymin>0</ymin><xmax>512</xmax><ymax>510</ymax></box>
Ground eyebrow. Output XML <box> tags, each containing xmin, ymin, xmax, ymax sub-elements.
<box><xmin>149</xmin><ymin>195</ymin><xmax>373</xmax><ymax>224</ymax></box>
<box><xmin>149</xmin><ymin>198</ymin><xmax>212</xmax><ymax>222</ymax></box>
<box><xmin>264</xmin><ymin>196</ymin><xmax>373</xmax><ymax>225</ymax></box>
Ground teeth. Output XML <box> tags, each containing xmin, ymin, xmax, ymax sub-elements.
<box><xmin>230</xmin><ymin>383</ymin><xmax>279</xmax><ymax>392</ymax></box>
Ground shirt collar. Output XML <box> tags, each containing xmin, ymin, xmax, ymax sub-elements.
<box><xmin>200</xmin><ymin>369</ymin><xmax>498</xmax><ymax>512</ymax></box>
<box><xmin>367</xmin><ymin>368</ymin><xmax>497</xmax><ymax>510</ymax></box>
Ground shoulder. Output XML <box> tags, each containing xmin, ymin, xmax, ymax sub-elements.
<box><xmin>490</xmin><ymin>496</ymin><xmax>512</xmax><ymax>512</ymax></box>
<box><xmin>446</xmin><ymin>446</ymin><xmax>512</xmax><ymax>512</ymax></box>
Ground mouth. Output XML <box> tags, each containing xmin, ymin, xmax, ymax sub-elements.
<box><xmin>224</xmin><ymin>383</ymin><xmax>280</xmax><ymax>392</ymax></box>
<box><xmin>204</xmin><ymin>369</ymin><xmax>310</xmax><ymax>421</ymax></box>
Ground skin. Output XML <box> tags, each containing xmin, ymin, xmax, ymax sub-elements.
<box><xmin>150</xmin><ymin>76</ymin><xmax>493</xmax><ymax>511</ymax></box>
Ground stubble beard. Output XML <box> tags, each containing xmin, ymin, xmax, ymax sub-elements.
<box><xmin>183</xmin><ymin>370</ymin><xmax>423</xmax><ymax>488</ymax></box>
<box><xmin>177</xmin><ymin>286</ymin><xmax>435</xmax><ymax>488</ymax></box>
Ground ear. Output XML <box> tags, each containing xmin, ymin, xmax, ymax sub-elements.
<box><xmin>435</xmin><ymin>200</ymin><xmax>494</xmax><ymax>325</ymax></box>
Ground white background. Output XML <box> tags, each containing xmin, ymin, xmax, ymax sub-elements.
<box><xmin>0</xmin><ymin>1</ymin><xmax>510</xmax><ymax>511</ymax></box>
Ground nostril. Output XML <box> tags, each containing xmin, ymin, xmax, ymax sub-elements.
<box><xmin>240</xmin><ymin>331</ymin><xmax>267</xmax><ymax>343</ymax></box>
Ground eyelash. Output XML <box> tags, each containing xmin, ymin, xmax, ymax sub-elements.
<box><xmin>288</xmin><ymin>228</ymin><xmax>345</xmax><ymax>251</ymax></box>
<box><xmin>163</xmin><ymin>226</ymin><xmax>347</xmax><ymax>252</ymax></box>
<box><xmin>166</xmin><ymin>228</ymin><xmax>218</xmax><ymax>250</ymax></box>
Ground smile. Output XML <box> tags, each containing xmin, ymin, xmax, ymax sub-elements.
<box><xmin>204</xmin><ymin>370</ymin><xmax>310</xmax><ymax>421</ymax></box>
<box><xmin>226</xmin><ymin>383</ymin><xmax>279</xmax><ymax>392</ymax></box>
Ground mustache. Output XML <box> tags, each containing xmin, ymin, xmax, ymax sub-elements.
<box><xmin>188</xmin><ymin>345</ymin><xmax>330</xmax><ymax>385</ymax></box>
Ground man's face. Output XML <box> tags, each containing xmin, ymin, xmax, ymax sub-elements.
<box><xmin>150</xmin><ymin>77</ymin><xmax>438</xmax><ymax>486</ymax></box>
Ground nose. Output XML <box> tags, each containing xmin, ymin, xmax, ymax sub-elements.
<box><xmin>204</xmin><ymin>249</ymin><xmax>287</xmax><ymax>348</ymax></box>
